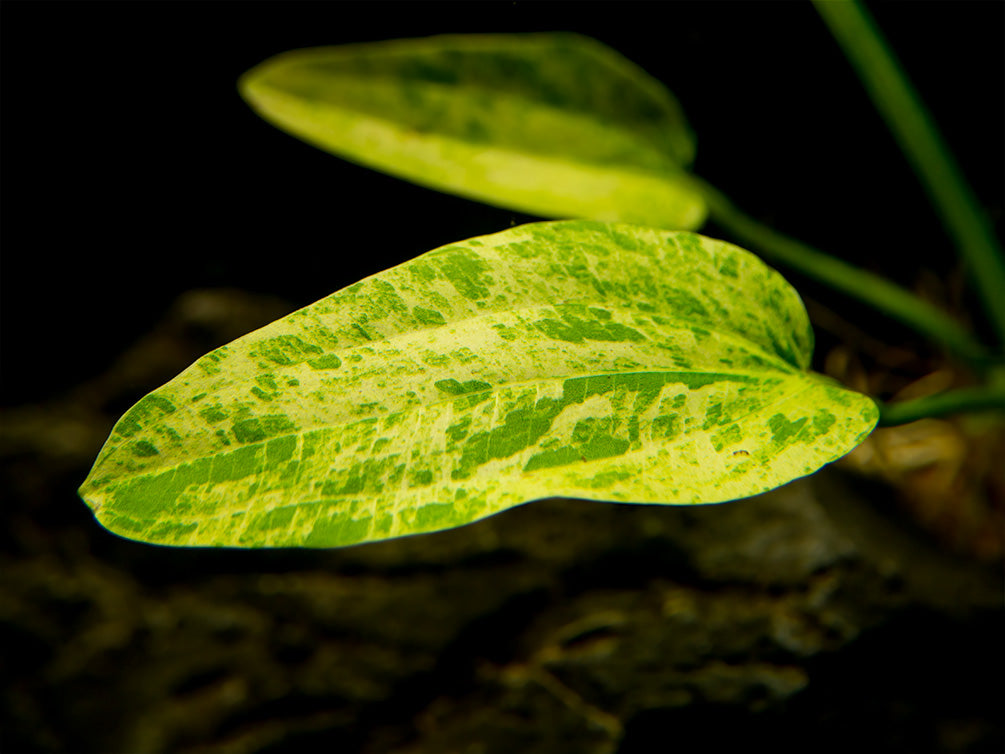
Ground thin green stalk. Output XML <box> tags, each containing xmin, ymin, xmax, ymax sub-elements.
<box><xmin>688</xmin><ymin>175</ymin><xmax>991</xmax><ymax>368</ymax></box>
<box><xmin>879</xmin><ymin>384</ymin><xmax>1005</xmax><ymax>426</ymax></box>
<box><xmin>813</xmin><ymin>0</ymin><xmax>1005</xmax><ymax>344</ymax></box>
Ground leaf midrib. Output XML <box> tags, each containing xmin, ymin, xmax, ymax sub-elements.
<box><xmin>92</xmin><ymin>371</ymin><xmax>822</xmax><ymax>534</ymax></box>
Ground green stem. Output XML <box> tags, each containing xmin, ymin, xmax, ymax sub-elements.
<box><xmin>879</xmin><ymin>384</ymin><xmax>1005</xmax><ymax>426</ymax></box>
<box><xmin>813</xmin><ymin>0</ymin><xmax>1005</xmax><ymax>344</ymax></box>
<box><xmin>688</xmin><ymin>175</ymin><xmax>991</xmax><ymax>368</ymax></box>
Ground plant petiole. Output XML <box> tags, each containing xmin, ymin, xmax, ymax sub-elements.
<box><xmin>686</xmin><ymin>175</ymin><xmax>993</xmax><ymax>371</ymax></box>
<box><xmin>813</xmin><ymin>0</ymin><xmax>1005</xmax><ymax>345</ymax></box>
<box><xmin>878</xmin><ymin>383</ymin><xmax>1005</xmax><ymax>426</ymax></box>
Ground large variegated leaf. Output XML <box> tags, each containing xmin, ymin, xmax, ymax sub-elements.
<box><xmin>79</xmin><ymin>221</ymin><xmax>877</xmax><ymax>548</ymax></box>
<box><xmin>239</xmin><ymin>33</ymin><xmax>706</xmax><ymax>229</ymax></box>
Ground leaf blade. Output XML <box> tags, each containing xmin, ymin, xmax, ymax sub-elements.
<box><xmin>239</xmin><ymin>33</ymin><xmax>706</xmax><ymax>229</ymax></box>
<box><xmin>80</xmin><ymin>221</ymin><xmax>877</xmax><ymax>548</ymax></box>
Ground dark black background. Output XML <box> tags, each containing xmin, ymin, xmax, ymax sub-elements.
<box><xmin>2</xmin><ymin>0</ymin><xmax>1002</xmax><ymax>406</ymax></box>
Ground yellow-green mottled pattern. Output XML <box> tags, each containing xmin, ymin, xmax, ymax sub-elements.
<box><xmin>239</xmin><ymin>33</ymin><xmax>705</xmax><ymax>230</ymax></box>
<box><xmin>79</xmin><ymin>221</ymin><xmax>878</xmax><ymax>548</ymax></box>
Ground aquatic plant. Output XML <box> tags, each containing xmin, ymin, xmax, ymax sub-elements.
<box><xmin>79</xmin><ymin>1</ymin><xmax>1003</xmax><ymax>548</ymax></box>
